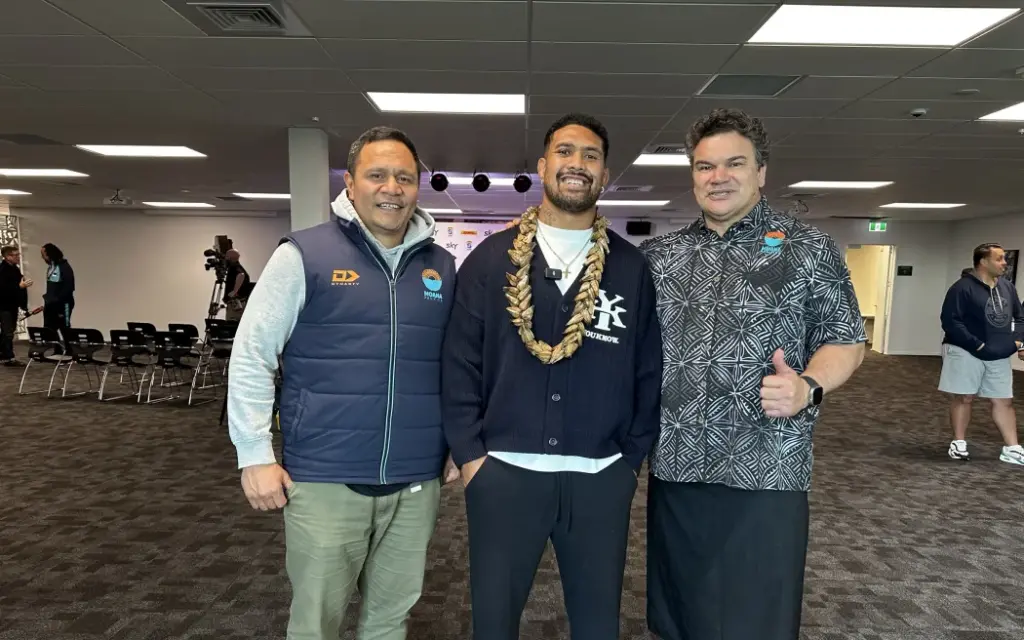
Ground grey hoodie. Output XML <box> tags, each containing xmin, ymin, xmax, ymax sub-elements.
<box><xmin>226</xmin><ymin>190</ymin><xmax>438</xmax><ymax>468</ymax></box>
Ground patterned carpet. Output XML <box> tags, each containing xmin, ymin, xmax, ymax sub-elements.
<box><xmin>1</xmin><ymin>350</ymin><xmax>1024</xmax><ymax>640</ymax></box>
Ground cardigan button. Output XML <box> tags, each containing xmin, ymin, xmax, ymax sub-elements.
<box><xmin>551</xmin><ymin>393</ymin><xmax>561</xmax><ymax>402</ymax></box>
<box><xmin>561</xmin><ymin>304</ymin><xmax>569</xmax><ymax>312</ymax></box>
<box><xmin>548</xmin><ymin>438</ymin><xmax>558</xmax><ymax>446</ymax></box>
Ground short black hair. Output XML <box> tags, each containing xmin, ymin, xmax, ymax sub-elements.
<box><xmin>686</xmin><ymin>108</ymin><xmax>770</xmax><ymax>167</ymax></box>
<box><xmin>346</xmin><ymin>126</ymin><xmax>422</xmax><ymax>176</ymax></box>
<box><xmin>974</xmin><ymin>242</ymin><xmax>1002</xmax><ymax>266</ymax></box>
<box><xmin>543</xmin><ymin>113</ymin><xmax>610</xmax><ymax>160</ymax></box>
<box><xmin>1</xmin><ymin>245</ymin><xmax>17</xmax><ymax>257</ymax></box>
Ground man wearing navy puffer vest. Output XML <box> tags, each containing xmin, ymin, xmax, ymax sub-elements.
<box><xmin>227</xmin><ymin>126</ymin><xmax>458</xmax><ymax>640</ymax></box>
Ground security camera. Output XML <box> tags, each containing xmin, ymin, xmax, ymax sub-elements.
<box><xmin>909</xmin><ymin>108</ymin><xmax>928</xmax><ymax>118</ymax></box>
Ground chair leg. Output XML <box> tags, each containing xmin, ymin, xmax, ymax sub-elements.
<box><xmin>18</xmin><ymin>359</ymin><xmax>34</xmax><ymax>394</ymax></box>
<box><xmin>47</xmin><ymin>361</ymin><xmax>67</xmax><ymax>398</ymax></box>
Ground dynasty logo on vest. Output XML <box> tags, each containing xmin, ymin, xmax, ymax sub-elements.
<box><xmin>422</xmin><ymin>269</ymin><xmax>443</xmax><ymax>302</ymax></box>
<box><xmin>331</xmin><ymin>269</ymin><xmax>360</xmax><ymax>286</ymax></box>
<box><xmin>585</xmin><ymin>289</ymin><xmax>627</xmax><ymax>344</ymax></box>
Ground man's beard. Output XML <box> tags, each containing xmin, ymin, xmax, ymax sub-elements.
<box><xmin>544</xmin><ymin>175</ymin><xmax>601</xmax><ymax>214</ymax></box>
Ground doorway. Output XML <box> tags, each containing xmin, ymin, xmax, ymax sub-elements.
<box><xmin>845</xmin><ymin>245</ymin><xmax>896</xmax><ymax>354</ymax></box>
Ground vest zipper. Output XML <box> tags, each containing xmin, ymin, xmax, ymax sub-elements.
<box><xmin>361</xmin><ymin>235</ymin><xmax>432</xmax><ymax>486</ymax></box>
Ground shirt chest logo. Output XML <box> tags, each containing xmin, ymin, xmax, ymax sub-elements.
<box><xmin>585</xmin><ymin>289</ymin><xmax>627</xmax><ymax>344</ymax></box>
<box><xmin>760</xmin><ymin>231</ymin><xmax>785</xmax><ymax>255</ymax></box>
<box><xmin>331</xmin><ymin>269</ymin><xmax>360</xmax><ymax>286</ymax></box>
<box><xmin>422</xmin><ymin>269</ymin><xmax>443</xmax><ymax>302</ymax></box>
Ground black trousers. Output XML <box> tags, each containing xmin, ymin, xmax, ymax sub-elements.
<box><xmin>647</xmin><ymin>477</ymin><xmax>810</xmax><ymax>640</ymax></box>
<box><xmin>43</xmin><ymin>302</ymin><xmax>72</xmax><ymax>353</ymax></box>
<box><xmin>464</xmin><ymin>456</ymin><xmax>638</xmax><ymax>640</ymax></box>
<box><xmin>0</xmin><ymin>309</ymin><xmax>16</xmax><ymax>360</ymax></box>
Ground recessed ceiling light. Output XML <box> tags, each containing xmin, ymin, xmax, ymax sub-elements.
<box><xmin>233</xmin><ymin>192</ymin><xmax>291</xmax><ymax>199</ymax></box>
<box><xmin>423</xmin><ymin>208</ymin><xmax>463</xmax><ymax>214</ymax></box>
<box><xmin>633</xmin><ymin>154</ymin><xmax>690</xmax><ymax>167</ymax></box>
<box><xmin>0</xmin><ymin>189</ymin><xmax>30</xmax><ymax>195</ymax></box>
<box><xmin>979</xmin><ymin>101</ymin><xmax>1024</xmax><ymax>122</ymax></box>
<box><xmin>880</xmin><ymin>202</ymin><xmax>965</xmax><ymax>209</ymax></box>
<box><xmin>367</xmin><ymin>92</ymin><xmax>526</xmax><ymax>115</ymax></box>
<box><xmin>748</xmin><ymin>5</ymin><xmax>1018</xmax><ymax>47</ymax></box>
<box><xmin>143</xmin><ymin>201</ymin><xmax>215</xmax><ymax>208</ymax></box>
<box><xmin>597</xmin><ymin>200</ymin><xmax>671</xmax><ymax>207</ymax></box>
<box><xmin>0</xmin><ymin>169</ymin><xmax>88</xmax><ymax>178</ymax></box>
<box><xmin>789</xmin><ymin>181</ymin><xmax>893</xmax><ymax>189</ymax></box>
<box><xmin>76</xmin><ymin>145</ymin><xmax>206</xmax><ymax>158</ymax></box>
<box><xmin>446</xmin><ymin>177</ymin><xmax>516</xmax><ymax>187</ymax></box>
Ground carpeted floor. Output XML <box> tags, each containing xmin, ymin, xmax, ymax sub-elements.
<box><xmin>1</xmin><ymin>350</ymin><xmax>1024</xmax><ymax>640</ymax></box>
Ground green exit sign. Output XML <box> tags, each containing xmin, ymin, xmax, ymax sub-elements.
<box><xmin>868</xmin><ymin>221</ymin><xmax>887</xmax><ymax>232</ymax></box>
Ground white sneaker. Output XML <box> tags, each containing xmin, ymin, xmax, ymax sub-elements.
<box><xmin>999</xmin><ymin>445</ymin><xmax>1024</xmax><ymax>466</ymax></box>
<box><xmin>949</xmin><ymin>440</ymin><xmax>970</xmax><ymax>460</ymax></box>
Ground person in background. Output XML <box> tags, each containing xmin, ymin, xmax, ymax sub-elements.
<box><xmin>227</xmin><ymin>125</ymin><xmax>459</xmax><ymax>640</ymax></box>
<box><xmin>640</xmin><ymin>108</ymin><xmax>866</xmax><ymax>640</ymax></box>
<box><xmin>442</xmin><ymin>113</ymin><xmax>662</xmax><ymax>639</ymax></box>
<box><xmin>223</xmin><ymin>249</ymin><xmax>253</xmax><ymax>322</ymax></box>
<box><xmin>0</xmin><ymin>245</ymin><xmax>31</xmax><ymax>365</ymax></box>
<box><xmin>41</xmin><ymin>243</ymin><xmax>74</xmax><ymax>353</ymax></box>
<box><xmin>939</xmin><ymin>243</ymin><xmax>1024</xmax><ymax>465</ymax></box>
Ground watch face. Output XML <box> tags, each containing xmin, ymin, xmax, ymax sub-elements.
<box><xmin>811</xmin><ymin>386</ymin><xmax>824</xmax><ymax>405</ymax></box>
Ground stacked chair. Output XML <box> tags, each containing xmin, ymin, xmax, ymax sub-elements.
<box><xmin>17</xmin><ymin>319</ymin><xmax>238</xmax><ymax>407</ymax></box>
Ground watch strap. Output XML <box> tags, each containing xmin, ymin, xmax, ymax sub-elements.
<box><xmin>800</xmin><ymin>375</ymin><xmax>823</xmax><ymax>406</ymax></box>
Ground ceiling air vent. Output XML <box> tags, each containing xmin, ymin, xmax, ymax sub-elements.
<box><xmin>699</xmin><ymin>74</ymin><xmax>802</xmax><ymax>98</ymax></box>
<box><xmin>779</xmin><ymin>192</ymin><xmax>823</xmax><ymax>199</ymax></box>
<box><xmin>0</xmin><ymin>133</ymin><xmax>63</xmax><ymax>146</ymax></box>
<box><xmin>216</xmin><ymin>195</ymin><xmax>248</xmax><ymax>201</ymax></box>
<box><xmin>649</xmin><ymin>144</ymin><xmax>687</xmax><ymax>155</ymax></box>
<box><xmin>162</xmin><ymin>0</ymin><xmax>312</xmax><ymax>36</ymax></box>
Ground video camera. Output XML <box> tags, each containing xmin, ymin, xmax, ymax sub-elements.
<box><xmin>203</xmin><ymin>235</ymin><xmax>233</xmax><ymax>284</ymax></box>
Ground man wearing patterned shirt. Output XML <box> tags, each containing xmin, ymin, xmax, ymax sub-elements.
<box><xmin>640</xmin><ymin>108</ymin><xmax>867</xmax><ymax>640</ymax></box>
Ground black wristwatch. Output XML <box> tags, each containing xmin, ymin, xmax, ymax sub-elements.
<box><xmin>801</xmin><ymin>375</ymin><xmax>824</xmax><ymax>406</ymax></box>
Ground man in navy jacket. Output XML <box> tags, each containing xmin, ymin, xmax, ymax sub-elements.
<box><xmin>441</xmin><ymin>113</ymin><xmax>663</xmax><ymax>640</ymax></box>
<box><xmin>939</xmin><ymin>242</ymin><xmax>1024</xmax><ymax>465</ymax></box>
<box><xmin>227</xmin><ymin>126</ymin><xmax>459</xmax><ymax>640</ymax></box>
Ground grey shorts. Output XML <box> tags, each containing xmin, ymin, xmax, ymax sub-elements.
<box><xmin>938</xmin><ymin>343</ymin><xmax>1013</xmax><ymax>399</ymax></box>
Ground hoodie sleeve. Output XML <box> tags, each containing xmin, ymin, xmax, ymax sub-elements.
<box><xmin>227</xmin><ymin>242</ymin><xmax>305</xmax><ymax>468</ymax></box>
<box><xmin>55</xmin><ymin>262</ymin><xmax>75</xmax><ymax>304</ymax></box>
<box><xmin>940</xmin><ymin>282</ymin><xmax>984</xmax><ymax>351</ymax></box>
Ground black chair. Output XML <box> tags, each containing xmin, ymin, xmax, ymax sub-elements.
<box><xmin>99</xmin><ymin>330</ymin><xmax>152</xmax><ymax>402</ymax></box>
<box><xmin>18</xmin><ymin>327</ymin><xmax>72</xmax><ymax>395</ymax></box>
<box><xmin>127</xmin><ymin>322</ymin><xmax>158</xmax><ymax>356</ymax></box>
<box><xmin>143</xmin><ymin>331</ymin><xmax>201</xmax><ymax>404</ymax></box>
<box><xmin>57</xmin><ymin>328</ymin><xmax>109</xmax><ymax>398</ymax></box>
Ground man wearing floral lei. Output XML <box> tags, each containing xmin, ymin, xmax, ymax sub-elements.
<box><xmin>441</xmin><ymin>112</ymin><xmax>663</xmax><ymax>639</ymax></box>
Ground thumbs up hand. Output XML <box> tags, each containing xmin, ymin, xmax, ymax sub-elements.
<box><xmin>760</xmin><ymin>348</ymin><xmax>810</xmax><ymax>418</ymax></box>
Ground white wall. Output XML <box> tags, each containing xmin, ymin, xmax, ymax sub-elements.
<box><xmin>15</xmin><ymin>208</ymin><xmax>289</xmax><ymax>334</ymax></box>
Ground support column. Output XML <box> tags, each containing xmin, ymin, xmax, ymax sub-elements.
<box><xmin>288</xmin><ymin>127</ymin><xmax>331</xmax><ymax>231</ymax></box>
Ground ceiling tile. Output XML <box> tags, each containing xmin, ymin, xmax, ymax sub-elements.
<box><xmin>323</xmin><ymin>39</ymin><xmax>526</xmax><ymax>72</ymax></box>
<box><xmin>530</xmin><ymin>96</ymin><xmax>686</xmax><ymax>117</ymax></box>
<box><xmin>117</xmin><ymin>36</ymin><xmax>335</xmax><ymax>68</ymax></box>
<box><xmin>867</xmin><ymin>77</ymin><xmax>1024</xmax><ymax>102</ymax></box>
<box><xmin>532</xmin><ymin>2</ymin><xmax>773</xmax><ymax>44</ymax></box>
<box><xmin>908</xmin><ymin>133</ymin><xmax>1024</xmax><ymax>150</ymax></box>
<box><xmin>0</xmin><ymin>35</ymin><xmax>145</xmax><ymax>66</ymax></box>
<box><xmin>961</xmin><ymin>12</ymin><xmax>1024</xmax><ymax>49</ymax></box>
<box><xmin>780</xmin><ymin>76</ymin><xmax>896</xmax><ymax>100</ymax></box>
<box><xmin>0</xmin><ymin>65</ymin><xmax>189</xmax><ymax>91</ymax></box>
<box><xmin>47</xmin><ymin>0</ymin><xmax>204</xmax><ymax>36</ymax></box>
<box><xmin>530</xmin><ymin>73</ymin><xmax>708</xmax><ymax>97</ymax></box>
<box><xmin>722</xmin><ymin>46</ymin><xmax>942</xmax><ymax>77</ymax></box>
<box><xmin>170</xmin><ymin>67</ymin><xmax>359</xmax><ymax>93</ymax></box>
<box><xmin>667</xmin><ymin>97</ymin><xmax>850</xmax><ymax>124</ymax></box>
<box><xmin>0</xmin><ymin>0</ymin><xmax>98</xmax><ymax>35</ymax></box>
<box><xmin>831</xmin><ymin>99</ymin><xmax>1015</xmax><ymax>121</ymax></box>
<box><xmin>531</xmin><ymin>43</ymin><xmax>735</xmax><ymax>74</ymax></box>
<box><xmin>0</xmin><ymin>72</ymin><xmax>25</xmax><ymax>88</ymax></box>
<box><xmin>777</xmin><ymin>133</ymin><xmax>929</xmax><ymax>149</ymax></box>
<box><xmin>290</xmin><ymin>0</ymin><xmax>527</xmax><ymax>40</ymax></box>
<box><xmin>346</xmin><ymin>70</ymin><xmax>527</xmax><ymax>94</ymax></box>
<box><xmin>909</xmin><ymin>49</ymin><xmax>1024</xmax><ymax>79</ymax></box>
<box><xmin>209</xmin><ymin>92</ymin><xmax>378</xmax><ymax>127</ymax></box>
<box><xmin>814</xmin><ymin>118</ymin><xmax>961</xmax><ymax>135</ymax></box>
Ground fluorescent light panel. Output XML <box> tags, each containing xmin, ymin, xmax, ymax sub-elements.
<box><xmin>0</xmin><ymin>189</ymin><xmax>30</xmax><ymax>195</ymax></box>
<box><xmin>76</xmin><ymin>145</ymin><xmax>206</xmax><ymax>158</ymax></box>
<box><xmin>748</xmin><ymin>5</ymin><xmax>1018</xmax><ymax>47</ymax></box>
<box><xmin>979</xmin><ymin>101</ymin><xmax>1024</xmax><ymax>121</ymax></box>
<box><xmin>0</xmin><ymin>169</ymin><xmax>87</xmax><ymax>177</ymax></box>
<box><xmin>880</xmin><ymin>202</ymin><xmax>965</xmax><ymax>209</ymax></box>
<box><xmin>789</xmin><ymin>181</ymin><xmax>893</xmax><ymax>190</ymax></box>
<box><xmin>234</xmin><ymin>192</ymin><xmax>290</xmax><ymax>199</ymax></box>
<box><xmin>597</xmin><ymin>200</ymin><xmax>670</xmax><ymax>207</ymax></box>
<box><xmin>367</xmin><ymin>92</ymin><xmax>525</xmax><ymax>115</ymax></box>
<box><xmin>634</xmin><ymin>154</ymin><xmax>690</xmax><ymax>166</ymax></box>
<box><xmin>143</xmin><ymin>201</ymin><xmax>215</xmax><ymax>208</ymax></box>
<box><xmin>423</xmin><ymin>208</ymin><xmax>463</xmax><ymax>214</ymax></box>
